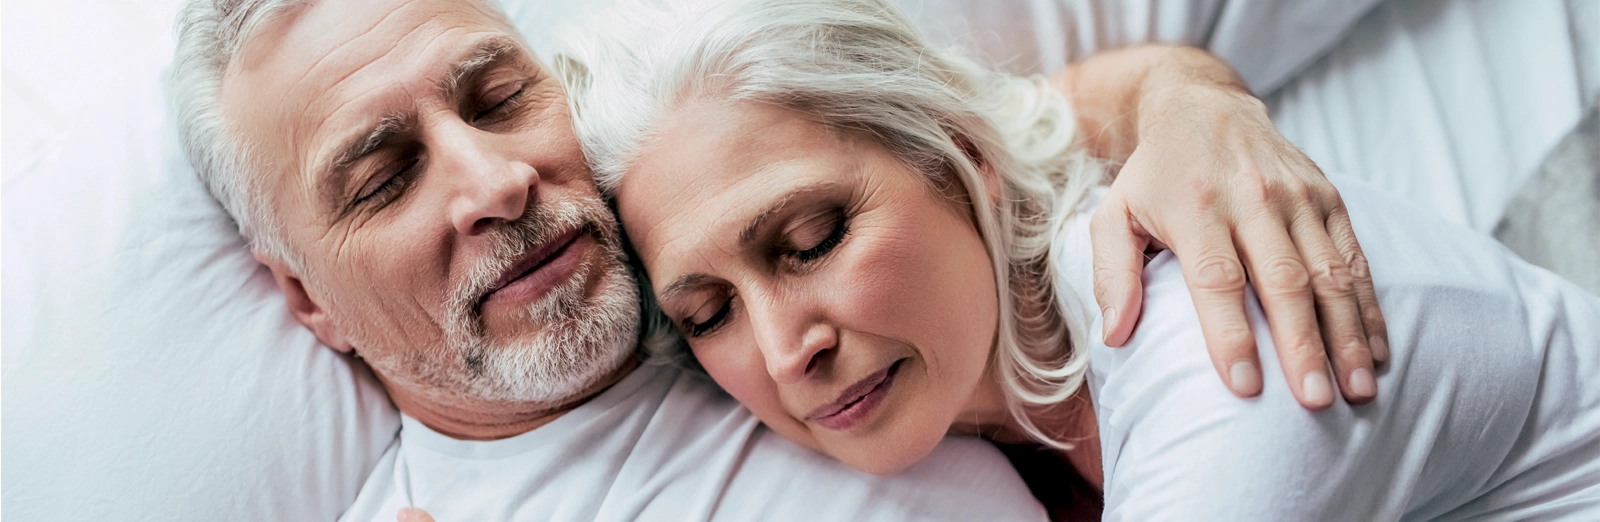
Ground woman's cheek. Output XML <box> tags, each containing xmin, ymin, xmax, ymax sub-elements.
<box><xmin>694</xmin><ymin>339</ymin><xmax>818</xmax><ymax>447</ymax></box>
<box><xmin>692</xmin><ymin>340</ymin><xmax>769</xmax><ymax>404</ymax></box>
<box><xmin>833</xmin><ymin>223</ymin><xmax>964</xmax><ymax>350</ymax></box>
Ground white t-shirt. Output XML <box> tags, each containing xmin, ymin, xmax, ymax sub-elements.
<box><xmin>338</xmin><ymin>363</ymin><xmax>1046</xmax><ymax>522</ymax></box>
<box><xmin>1054</xmin><ymin>176</ymin><xmax>1600</xmax><ymax>520</ymax></box>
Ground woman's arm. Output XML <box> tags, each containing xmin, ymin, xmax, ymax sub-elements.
<box><xmin>1056</xmin><ymin>44</ymin><xmax>1387</xmax><ymax>409</ymax></box>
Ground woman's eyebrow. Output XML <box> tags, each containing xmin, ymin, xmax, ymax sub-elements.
<box><xmin>658</xmin><ymin>181</ymin><xmax>840</xmax><ymax>305</ymax></box>
<box><xmin>736</xmin><ymin>181</ymin><xmax>838</xmax><ymax>248</ymax></box>
<box><xmin>657</xmin><ymin>273</ymin><xmax>712</xmax><ymax>306</ymax></box>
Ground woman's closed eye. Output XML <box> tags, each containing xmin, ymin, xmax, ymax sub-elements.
<box><xmin>682</xmin><ymin>295</ymin><xmax>735</xmax><ymax>338</ymax></box>
<box><xmin>677</xmin><ymin>207</ymin><xmax>851</xmax><ymax>338</ymax></box>
<box><xmin>782</xmin><ymin>207</ymin><xmax>851</xmax><ymax>264</ymax></box>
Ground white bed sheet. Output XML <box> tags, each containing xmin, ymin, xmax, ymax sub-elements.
<box><xmin>1267</xmin><ymin>0</ymin><xmax>1595</xmax><ymax>232</ymax></box>
<box><xmin>2</xmin><ymin>19</ymin><xmax>401</xmax><ymax>522</ymax></box>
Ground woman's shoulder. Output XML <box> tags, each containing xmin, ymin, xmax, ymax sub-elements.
<box><xmin>1050</xmin><ymin>175</ymin><xmax>1600</xmax><ymax>519</ymax></box>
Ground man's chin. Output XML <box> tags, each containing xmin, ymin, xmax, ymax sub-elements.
<box><xmin>424</xmin><ymin>233</ymin><xmax>641</xmax><ymax>407</ymax></box>
<box><xmin>458</xmin><ymin>334</ymin><xmax>638</xmax><ymax>405</ymax></box>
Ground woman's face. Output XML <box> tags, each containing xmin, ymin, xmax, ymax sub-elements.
<box><xmin>614</xmin><ymin>100</ymin><xmax>1001</xmax><ymax>475</ymax></box>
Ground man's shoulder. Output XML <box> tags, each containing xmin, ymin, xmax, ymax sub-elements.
<box><xmin>336</xmin><ymin>437</ymin><xmax>404</xmax><ymax>522</ymax></box>
<box><xmin>586</xmin><ymin>367</ymin><xmax>1040</xmax><ymax>520</ymax></box>
<box><xmin>713</xmin><ymin>430</ymin><xmax>1045</xmax><ymax>521</ymax></box>
<box><xmin>335</xmin><ymin>365</ymin><xmax>1042</xmax><ymax>521</ymax></box>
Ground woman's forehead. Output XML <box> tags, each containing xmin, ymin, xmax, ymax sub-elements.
<box><xmin>611</xmin><ymin>106</ymin><xmax>863</xmax><ymax>295</ymax></box>
<box><xmin>618</xmin><ymin>105</ymin><xmax>839</xmax><ymax>235</ymax></box>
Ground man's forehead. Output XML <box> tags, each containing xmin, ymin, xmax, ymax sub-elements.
<box><xmin>219</xmin><ymin>0</ymin><xmax>532</xmax><ymax>201</ymax></box>
<box><xmin>232</xmin><ymin>0</ymin><xmax>515</xmax><ymax>76</ymax></box>
<box><xmin>228</xmin><ymin>0</ymin><xmax>521</xmax><ymax>113</ymax></box>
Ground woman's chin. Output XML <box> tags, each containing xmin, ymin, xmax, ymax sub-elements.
<box><xmin>827</xmin><ymin>432</ymin><xmax>945</xmax><ymax>477</ymax></box>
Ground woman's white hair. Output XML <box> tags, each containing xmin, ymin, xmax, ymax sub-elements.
<box><xmin>555</xmin><ymin>0</ymin><xmax>1103</xmax><ymax>448</ymax></box>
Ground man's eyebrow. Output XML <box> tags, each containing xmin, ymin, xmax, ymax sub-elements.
<box><xmin>311</xmin><ymin>36</ymin><xmax>524</xmax><ymax>212</ymax></box>
<box><xmin>317</xmin><ymin>112</ymin><xmax>410</xmax><ymax>211</ymax></box>
<box><xmin>439</xmin><ymin>35</ymin><xmax>523</xmax><ymax>101</ymax></box>
<box><xmin>737</xmin><ymin>181</ymin><xmax>838</xmax><ymax>248</ymax></box>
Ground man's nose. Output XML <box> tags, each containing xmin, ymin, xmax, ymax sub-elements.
<box><xmin>434</xmin><ymin>122</ymin><xmax>540</xmax><ymax>236</ymax></box>
<box><xmin>748</xmin><ymin>293</ymin><xmax>836</xmax><ymax>384</ymax></box>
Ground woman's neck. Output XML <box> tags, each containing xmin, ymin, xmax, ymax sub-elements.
<box><xmin>953</xmin><ymin>371</ymin><xmax>1104</xmax><ymax>491</ymax></box>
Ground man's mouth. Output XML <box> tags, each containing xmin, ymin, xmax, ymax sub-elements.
<box><xmin>806</xmin><ymin>359</ymin><xmax>905</xmax><ymax>431</ymax></box>
<box><xmin>480</xmin><ymin>226</ymin><xmax>590</xmax><ymax>308</ymax></box>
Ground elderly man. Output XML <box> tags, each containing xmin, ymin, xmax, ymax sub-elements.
<box><xmin>170</xmin><ymin>0</ymin><xmax>1387</xmax><ymax>519</ymax></box>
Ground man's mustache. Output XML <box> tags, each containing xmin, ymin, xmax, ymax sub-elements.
<box><xmin>448</xmin><ymin>198</ymin><xmax>619</xmax><ymax>331</ymax></box>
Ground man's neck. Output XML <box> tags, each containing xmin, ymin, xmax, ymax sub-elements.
<box><xmin>380</xmin><ymin>357</ymin><xmax>640</xmax><ymax>441</ymax></box>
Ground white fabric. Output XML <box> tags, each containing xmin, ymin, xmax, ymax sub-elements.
<box><xmin>897</xmin><ymin>0</ymin><xmax>1594</xmax><ymax>233</ymax></box>
<box><xmin>1267</xmin><ymin>0</ymin><xmax>1590</xmax><ymax>232</ymax></box>
<box><xmin>892</xmin><ymin>0</ymin><xmax>1381</xmax><ymax>93</ymax></box>
<box><xmin>338</xmin><ymin>364</ymin><xmax>1046</xmax><ymax>522</ymax></box>
<box><xmin>1</xmin><ymin>26</ymin><xmax>399</xmax><ymax>522</ymax></box>
<box><xmin>1054</xmin><ymin>179</ymin><xmax>1600</xmax><ymax>521</ymax></box>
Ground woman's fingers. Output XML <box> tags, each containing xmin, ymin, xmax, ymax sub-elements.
<box><xmin>1288</xmin><ymin>208</ymin><xmax>1376</xmax><ymax>404</ymax></box>
<box><xmin>1327</xmin><ymin>208</ymin><xmax>1389</xmax><ymax>363</ymax></box>
<box><xmin>1089</xmin><ymin>195</ymin><xmax>1148</xmax><ymax>347</ymax></box>
<box><xmin>1231</xmin><ymin>214</ymin><xmax>1335</xmax><ymax>409</ymax></box>
<box><xmin>398</xmin><ymin>508</ymin><xmax>437</xmax><ymax>522</ymax></box>
<box><xmin>1161</xmin><ymin>215</ymin><xmax>1263</xmax><ymax>398</ymax></box>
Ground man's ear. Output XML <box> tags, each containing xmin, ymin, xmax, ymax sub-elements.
<box><xmin>254</xmin><ymin>251</ymin><xmax>355</xmax><ymax>353</ymax></box>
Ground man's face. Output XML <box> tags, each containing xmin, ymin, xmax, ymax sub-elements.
<box><xmin>219</xmin><ymin>0</ymin><xmax>638</xmax><ymax>408</ymax></box>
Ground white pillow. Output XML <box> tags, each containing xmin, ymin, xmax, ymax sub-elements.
<box><xmin>2</xmin><ymin>23</ymin><xmax>397</xmax><ymax>522</ymax></box>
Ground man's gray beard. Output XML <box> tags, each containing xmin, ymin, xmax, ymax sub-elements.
<box><xmin>387</xmin><ymin>196</ymin><xmax>641</xmax><ymax>407</ymax></box>
<box><xmin>448</xmin><ymin>248</ymin><xmax>639</xmax><ymax>405</ymax></box>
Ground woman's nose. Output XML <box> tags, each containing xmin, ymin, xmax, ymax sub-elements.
<box><xmin>749</xmin><ymin>297</ymin><xmax>837</xmax><ymax>384</ymax></box>
<box><xmin>436</xmin><ymin>124</ymin><xmax>540</xmax><ymax>236</ymax></box>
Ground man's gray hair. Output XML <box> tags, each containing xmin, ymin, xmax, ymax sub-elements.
<box><xmin>171</xmin><ymin>0</ymin><xmax>308</xmax><ymax>267</ymax></box>
<box><xmin>170</xmin><ymin>0</ymin><xmax>520</xmax><ymax>269</ymax></box>
<box><xmin>555</xmin><ymin>0</ymin><xmax>1103</xmax><ymax>448</ymax></box>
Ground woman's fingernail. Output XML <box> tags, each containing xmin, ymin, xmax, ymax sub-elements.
<box><xmin>1230</xmin><ymin>361</ymin><xmax>1261</xmax><ymax>395</ymax></box>
<box><xmin>1101</xmin><ymin>307</ymin><xmax>1118</xmax><ymax>343</ymax></box>
<box><xmin>1370</xmin><ymin>335</ymin><xmax>1390</xmax><ymax>362</ymax></box>
<box><xmin>398</xmin><ymin>508</ymin><xmax>416</xmax><ymax>521</ymax></box>
<box><xmin>1303</xmin><ymin>372</ymin><xmax>1334</xmax><ymax>407</ymax></box>
<box><xmin>1349</xmin><ymin>367</ymin><xmax>1377</xmax><ymax>398</ymax></box>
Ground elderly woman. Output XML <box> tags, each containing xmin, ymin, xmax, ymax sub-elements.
<box><xmin>513</xmin><ymin>0</ymin><xmax>1600</xmax><ymax>519</ymax></box>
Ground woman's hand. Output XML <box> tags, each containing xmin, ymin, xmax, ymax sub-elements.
<box><xmin>1058</xmin><ymin>45</ymin><xmax>1388</xmax><ymax>409</ymax></box>
<box><xmin>398</xmin><ymin>508</ymin><xmax>436</xmax><ymax>522</ymax></box>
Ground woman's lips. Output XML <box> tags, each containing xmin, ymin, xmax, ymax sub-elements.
<box><xmin>807</xmin><ymin>360</ymin><xmax>904</xmax><ymax>431</ymax></box>
<box><xmin>482</xmin><ymin>228</ymin><xmax>590</xmax><ymax>308</ymax></box>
